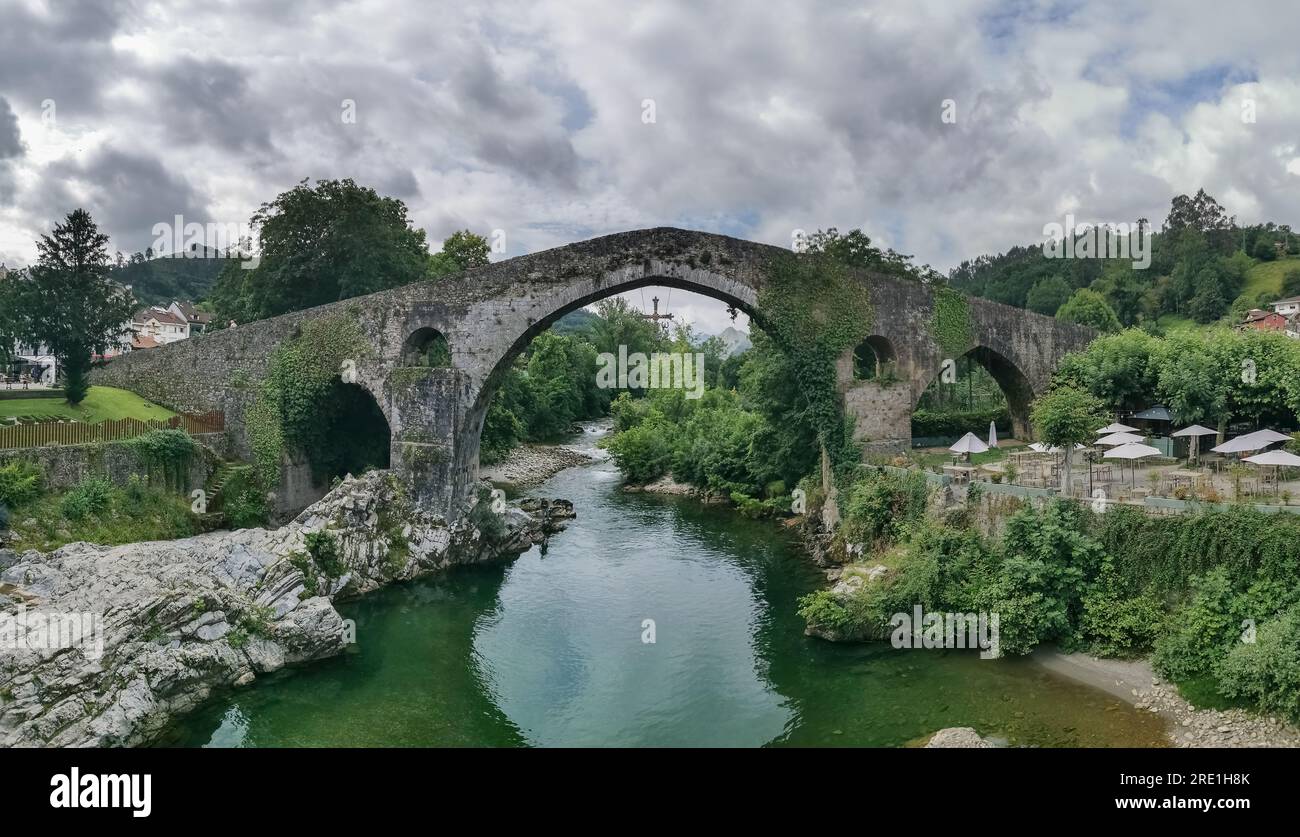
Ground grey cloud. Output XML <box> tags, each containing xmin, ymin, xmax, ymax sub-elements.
<box><xmin>151</xmin><ymin>57</ymin><xmax>274</xmax><ymax>153</ymax></box>
<box><xmin>36</xmin><ymin>146</ymin><xmax>210</xmax><ymax>254</ymax></box>
<box><xmin>0</xmin><ymin>0</ymin><xmax>130</xmax><ymax>116</ymax></box>
<box><xmin>0</xmin><ymin>97</ymin><xmax>22</xmax><ymax>160</ymax></box>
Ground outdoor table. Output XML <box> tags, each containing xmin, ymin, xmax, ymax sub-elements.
<box><xmin>942</xmin><ymin>464</ymin><xmax>975</xmax><ymax>484</ymax></box>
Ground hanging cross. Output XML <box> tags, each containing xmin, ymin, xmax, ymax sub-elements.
<box><xmin>640</xmin><ymin>296</ymin><xmax>674</xmax><ymax>332</ymax></box>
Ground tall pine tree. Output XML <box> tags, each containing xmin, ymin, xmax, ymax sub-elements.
<box><xmin>12</xmin><ymin>209</ymin><xmax>134</xmax><ymax>404</ymax></box>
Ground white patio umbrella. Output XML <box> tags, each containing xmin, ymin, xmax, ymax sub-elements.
<box><xmin>1211</xmin><ymin>429</ymin><xmax>1291</xmax><ymax>454</ymax></box>
<box><xmin>1097</xmin><ymin>422</ymin><xmax>1139</xmax><ymax>434</ymax></box>
<box><xmin>988</xmin><ymin>420</ymin><xmax>998</xmax><ymax>449</ymax></box>
<box><xmin>1243</xmin><ymin>449</ymin><xmax>1300</xmax><ymax>497</ymax></box>
<box><xmin>1172</xmin><ymin>424</ymin><xmax>1217</xmax><ymax>437</ymax></box>
<box><xmin>1103</xmin><ymin>442</ymin><xmax>1162</xmax><ymax>486</ymax></box>
<box><xmin>950</xmin><ymin>432</ymin><xmax>989</xmax><ymax>460</ymax></box>
<box><xmin>1172</xmin><ymin>424</ymin><xmax>1217</xmax><ymax>464</ymax></box>
<box><xmin>1095</xmin><ymin>431</ymin><xmax>1143</xmax><ymax>446</ymax></box>
<box><xmin>1028</xmin><ymin>442</ymin><xmax>1049</xmax><ymax>453</ymax></box>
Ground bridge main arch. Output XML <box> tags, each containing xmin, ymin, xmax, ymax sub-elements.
<box><xmin>389</xmin><ymin>247</ymin><xmax>771</xmax><ymax>516</ymax></box>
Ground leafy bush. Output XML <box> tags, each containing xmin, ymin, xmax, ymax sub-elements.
<box><xmin>0</xmin><ymin>460</ymin><xmax>43</xmax><ymax>507</ymax></box>
<box><xmin>221</xmin><ymin>471</ymin><xmax>268</xmax><ymax>529</ymax></box>
<box><xmin>1152</xmin><ymin>568</ymin><xmax>1237</xmax><ymax>680</ymax></box>
<box><xmin>60</xmin><ymin>477</ymin><xmax>112</xmax><ymax>521</ymax></box>
<box><xmin>983</xmin><ymin>502</ymin><xmax>1104</xmax><ymax>654</ymax></box>
<box><xmin>910</xmin><ymin>407</ymin><xmax>1011</xmax><ymax>439</ymax></box>
<box><xmin>840</xmin><ymin>468</ymin><xmax>930</xmax><ymax>549</ymax></box>
<box><xmin>304</xmin><ymin>530</ymin><xmax>344</xmax><ymax>577</ymax></box>
<box><xmin>603</xmin><ymin>414</ymin><xmax>675</xmax><ymax>483</ymax></box>
<box><xmin>796</xmin><ymin>589</ymin><xmax>850</xmax><ymax>633</ymax></box>
<box><xmin>1215</xmin><ymin>603</ymin><xmax>1300</xmax><ymax>720</ymax></box>
<box><xmin>0</xmin><ymin>502</ymin><xmax>9</xmax><ymax>531</ymax></box>
<box><xmin>469</xmin><ymin>485</ymin><xmax>508</xmax><ymax>542</ymax></box>
<box><xmin>1079</xmin><ymin>558</ymin><xmax>1166</xmax><ymax>657</ymax></box>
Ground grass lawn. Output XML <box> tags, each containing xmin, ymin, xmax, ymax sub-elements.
<box><xmin>910</xmin><ymin>446</ymin><xmax>1009</xmax><ymax>470</ymax></box>
<box><xmin>1242</xmin><ymin>255</ymin><xmax>1300</xmax><ymax>300</ymax></box>
<box><xmin>0</xmin><ymin>386</ymin><xmax>176</xmax><ymax>423</ymax></box>
<box><xmin>1155</xmin><ymin>313</ymin><xmax>1196</xmax><ymax>333</ymax></box>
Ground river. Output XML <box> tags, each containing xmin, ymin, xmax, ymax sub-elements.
<box><xmin>162</xmin><ymin>427</ymin><xmax>1168</xmax><ymax>747</ymax></box>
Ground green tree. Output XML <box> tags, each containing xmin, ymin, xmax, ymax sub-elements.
<box><xmin>439</xmin><ymin>230</ymin><xmax>490</xmax><ymax>271</ymax></box>
<box><xmin>1150</xmin><ymin>330</ymin><xmax>1227</xmax><ymax>428</ymax></box>
<box><xmin>211</xmin><ymin>178</ymin><xmax>429</xmax><ymax>323</ymax></box>
<box><xmin>1163</xmin><ymin>189</ymin><xmax>1236</xmax><ymax>253</ymax></box>
<box><xmin>426</xmin><ymin>230</ymin><xmax>491</xmax><ymax>278</ymax></box>
<box><xmin>1025</xmin><ymin>276</ymin><xmax>1071</xmax><ymax>315</ymax></box>
<box><xmin>1057</xmin><ymin>288</ymin><xmax>1121</xmax><ymax>332</ymax></box>
<box><xmin>1090</xmin><ymin>264</ymin><xmax>1147</xmax><ymax>326</ymax></box>
<box><xmin>803</xmin><ymin>227</ymin><xmax>937</xmax><ymax>280</ymax></box>
<box><xmin>1030</xmin><ymin>385</ymin><xmax>1108</xmax><ymax>493</ymax></box>
<box><xmin>1052</xmin><ymin>328</ymin><xmax>1159</xmax><ymax>411</ymax></box>
<box><xmin>1282</xmin><ymin>267</ymin><xmax>1300</xmax><ymax>299</ymax></box>
<box><xmin>8</xmin><ymin>209</ymin><xmax>134</xmax><ymax>404</ymax></box>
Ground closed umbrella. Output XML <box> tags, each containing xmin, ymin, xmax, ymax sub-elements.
<box><xmin>1104</xmin><ymin>442</ymin><xmax>1161</xmax><ymax>486</ymax></box>
<box><xmin>1243</xmin><ymin>449</ymin><xmax>1300</xmax><ymax>498</ymax></box>
<box><xmin>1097</xmin><ymin>422</ymin><xmax>1139</xmax><ymax>434</ymax></box>
<box><xmin>988</xmin><ymin>421</ymin><xmax>998</xmax><ymax>449</ymax></box>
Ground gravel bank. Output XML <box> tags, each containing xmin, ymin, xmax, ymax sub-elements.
<box><xmin>1032</xmin><ymin>649</ymin><xmax>1300</xmax><ymax>748</ymax></box>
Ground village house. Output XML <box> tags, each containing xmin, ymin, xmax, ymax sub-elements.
<box><xmin>1268</xmin><ymin>295</ymin><xmax>1300</xmax><ymax>317</ymax></box>
<box><xmin>1242</xmin><ymin>308</ymin><xmax>1288</xmax><ymax>332</ymax></box>
<box><xmin>130</xmin><ymin>305</ymin><xmax>191</xmax><ymax>346</ymax></box>
<box><xmin>168</xmin><ymin>301</ymin><xmax>214</xmax><ymax>334</ymax></box>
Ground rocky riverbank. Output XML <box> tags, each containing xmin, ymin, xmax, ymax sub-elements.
<box><xmin>0</xmin><ymin>471</ymin><xmax>573</xmax><ymax>747</ymax></box>
<box><xmin>480</xmin><ymin>442</ymin><xmax>596</xmax><ymax>488</ymax></box>
<box><xmin>1033</xmin><ymin>650</ymin><xmax>1300</xmax><ymax>748</ymax></box>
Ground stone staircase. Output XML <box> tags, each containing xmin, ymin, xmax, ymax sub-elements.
<box><xmin>204</xmin><ymin>461</ymin><xmax>255</xmax><ymax>511</ymax></box>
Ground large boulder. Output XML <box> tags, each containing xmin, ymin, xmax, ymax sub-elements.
<box><xmin>925</xmin><ymin>727</ymin><xmax>994</xmax><ymax>748</ymax></box>
<box><xmin>0</xmin><ymin>471</ymin><xmax>569</xmax><ymax>747</ymax></box>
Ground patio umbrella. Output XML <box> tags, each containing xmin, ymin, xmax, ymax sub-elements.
<box><xmin>950</xmin><ymin>432</ymin><xmax>989</xmax><ymax>460</ymax></box>
<box><xmin>1104</xmin><ymin>442</ymin><xmax>1161</xmax><ymax>486</ymax></box>
<box><xmin>1131</xmin><ymin>405</ymin><xmax>1174</xmax><ymax>422</ymax></box>
<box><xmin>1097</xmin><ymin>422</ymin><xmax>1139</xmax><ymax>434</ymax></box>
<box><xmin>1095</xmin><ymin>432</ymin><xmax>1143</xmax><ymax>446</ymax></box>
<box><xmin>1028</xmin><ymin>442</ymin><xmax>1049</xmax><ymax>453</ymax></box>
<box><xmin>988</xmin><ymin>421</ymin><xmax>998</xmax><ymax>449</ymax></box>
<box><xmin>1211</xmin><ymin>429</ymin><xmax>1290</xmax><ymax>454</ymax></box>
<box><xmin>1172</xmin><ymin>424</ymin><xmax>1217</xmax><ymax>464</ymax></box>
<box><xmin>1243</xmin><ymin>449</ymin><xmax>1300</xmax><ymax>497</ymax></box>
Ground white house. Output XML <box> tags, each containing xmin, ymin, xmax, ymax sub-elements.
<box><xmin>130</xmin><ymin>305</ymin><xmax>191</xmax><ymax>345</ymax></box>
<box><xmin>1268</xmin><ymin>296</ymin><xmax>1300</xmax><ymax>317</ymax></box>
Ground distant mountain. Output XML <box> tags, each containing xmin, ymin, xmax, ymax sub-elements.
<box><xmin>552</xmin><ymin>308</ymin><xmax>601</xmax><ymax>335</ymax></box>
<box><xmin>714</xmin><ymin>325</ymin><xmax>752</xmax><ymax>357</ymax></box>
<box><xmin>111</xmin><ymin>252</ymin><xmax>233</xmax><ymax>307</ymax></box>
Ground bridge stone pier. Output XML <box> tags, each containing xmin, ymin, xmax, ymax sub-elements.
<box><xmin>91</xmin><ymin>228</ymin><xmax>1094</xmax><ymax>519</ymax></box>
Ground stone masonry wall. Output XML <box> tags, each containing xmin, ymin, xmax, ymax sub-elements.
<box><xmin>89</xmin><ymin>228</ymin><xmax>1096</xmax><ymax>516</ymax></box>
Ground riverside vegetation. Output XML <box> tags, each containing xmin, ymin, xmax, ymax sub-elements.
<box><xmin>0</xmin><ymin>428</ymin><xmax>267</xmax><ymax>551</ymax></box>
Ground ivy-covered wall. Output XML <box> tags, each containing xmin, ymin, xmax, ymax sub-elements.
<box><xmin>0</xmin><ymin>435</ymin><xmax>225</xmax><ymax>493</ymax></box>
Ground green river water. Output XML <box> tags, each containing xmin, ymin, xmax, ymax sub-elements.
<box><xmin>162</xmin><ymin>428</ymin><xmax>1168</xmax><ymax>748</ymax></box>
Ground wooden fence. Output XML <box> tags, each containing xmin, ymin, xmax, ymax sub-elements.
<box><xmin>0</xmin><ymin>411</ymin><xmax>225</xmax><ymax>450</ymax></box>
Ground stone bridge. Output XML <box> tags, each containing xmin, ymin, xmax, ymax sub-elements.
<box><xmin>91</xmin><ymin>228</ymin><xmax>1095</xmax><ymax>517</ymax></box>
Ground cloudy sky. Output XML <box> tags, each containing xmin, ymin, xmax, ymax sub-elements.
<box><xmin>2</xmin><ymin>0</ymin><xmax>1299</xmax><ymax>333</ymax></box>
